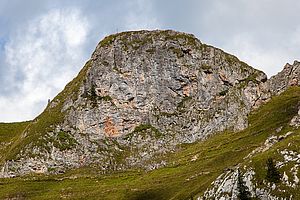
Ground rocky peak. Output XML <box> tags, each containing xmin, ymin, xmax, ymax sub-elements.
<box><xmin>0</xmin><ymin>30</ymin><xmax>274</xmax><ymax>177</ymax></box>
<box><xmin>66</xmin><ymin>30</ymin><xmax>267</xmax><ymax>138</ymax></box>
<box><xmin>268</xmin><ymin>60</ymin><xmax>300</xmax><ymax>95</ymax></box>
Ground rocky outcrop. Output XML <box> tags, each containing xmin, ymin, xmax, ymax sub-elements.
<box><xmin>290</xmin><ymin>108</ymin><xmax>300</xmax><ymax>128</ymax></box>
<box><xmin>0</xmin><ymin>30</ymin><xmax>290</xmax><ymax>177</ymax></box>
<box><xmin>199</xmin><ymin>132</ymin><xmax>299</xmax><ymax>200</ymax></box>
<box><xmin>199</xmin><ymin>167</ymin><xmax>295</xmax><ymax>200</ymax></box>
<box><xmin>268</xmin><ymin>61</ymin><xmax>300</xmax><ymax>95</ymax></box>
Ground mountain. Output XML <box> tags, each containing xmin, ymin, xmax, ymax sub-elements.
<box><xmin>0</xmin><ymin>30</ymin><xmax>300</xmax><ymax>200</ymax></box>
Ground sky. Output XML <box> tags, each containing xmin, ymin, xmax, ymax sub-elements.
<box><xmin>0</xmin><ymin>0</ymin><xmax>300</xmax><ymax>122</ymax></box>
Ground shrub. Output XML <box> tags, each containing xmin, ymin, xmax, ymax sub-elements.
<box><xmin>266</xmin><ymin>158</ymin><xmax>281</xmax><ymax>183</ymax></box>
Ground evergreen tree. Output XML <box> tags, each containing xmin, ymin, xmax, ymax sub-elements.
<box><xmin>266</xmin><ymin>158</ymin><xmax>281</xmax><ymax>183</ymax></box>
<box><xmin>237</xmin><ymin>169</ymin><xmax>251</xmax><ymax>200</ymax></box>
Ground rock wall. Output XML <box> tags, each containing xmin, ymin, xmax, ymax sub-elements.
<box><xmin>66</xmin><ymin>30</ymin><xmax>267</xmax><ymax>139</ymax></box>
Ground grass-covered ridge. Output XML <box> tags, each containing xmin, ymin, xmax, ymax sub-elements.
<box><xmin>0</xmin><ymin>122</ymin><xmax>31</xmax><ymax>143</ymax></box>
<box><xmin>0</xmin><ymin>122</ymin><xmax>30</xmax><ymax>161</ymax></box>
<box><xmin>98</xmin><ymin>30</ymin><xmax>201</xmax><ymax>50</ymax></box>
<box><xmin>0</xmin><ymin>87</ymin><xmax>299</xmax><ymax>199</ymax></box>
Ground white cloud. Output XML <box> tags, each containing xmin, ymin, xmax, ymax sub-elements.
<box><xmin>1</xmin><ymin>8</ymin><xmax>90</xmax><ymax>122</ymax></box>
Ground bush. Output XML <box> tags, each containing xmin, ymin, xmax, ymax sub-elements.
<box><xmin>266</xmin><ymin>158</ymin><xmax>281</xmax><ymax>183</ymax></box>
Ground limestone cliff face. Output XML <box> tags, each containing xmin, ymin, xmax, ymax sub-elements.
<box><xmin>0</xmin><ymin>30</ymin><xmax>272</xmax><ymax>177</ymax></box>
<box><xmin>67</xmin><ymin>30</ymin><xmax>267</xmax><ymax>138</ymax></box>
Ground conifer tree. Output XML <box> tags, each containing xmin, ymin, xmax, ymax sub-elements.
<box><xmin>237</xmin><ymin>169</ymin><xmax>251</xmax><ymax>200</ymax></box>
<box><xmin>266</xmin><ymin>158</ymin><xmax>281</xmax><ymax>183</ymax></box>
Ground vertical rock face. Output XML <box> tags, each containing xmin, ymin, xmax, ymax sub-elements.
<box><xmin>65</xmin><ymin>30</ymin><xmax>267</xmax><ymax>140</ymax></box>
<box><xmin>0</xmin><ymin>30</ymin><xmax>271</xmax><ymax>177</ymax></box>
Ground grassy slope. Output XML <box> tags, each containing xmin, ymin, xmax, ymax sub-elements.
<box><xmin>0</xmin><ymin>122</ymin><xmax>31</xmax><ymax>161</ymax></box>
<box><xmin>0</xmin><ymin>87</ymin><xmax>299</xmax><ymax>199</ymax></box>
